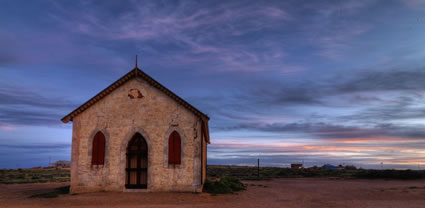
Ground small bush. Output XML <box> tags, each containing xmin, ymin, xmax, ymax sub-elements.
<box><xmin>30</xmin><ymin>192</ymin><xmax>59</xmax><ymax>198</ymax></box>
<box><xmin>55</xmin><ymin>185</ymin><xmax>70</xmax><ymax>194</ymax></box>
<box><xmin>204</xmin><ymin>177</ymin><xmax>246</xmax><ymax>194</ymax></box>
<box><xmin>204</xmin><ymin>180</ymin><xmax>232</xmax><ymax>194</ymax></box>
<box><xmin>30</xmin><ymin>185</ymin><xmax>70</xmax><ymax>198</ymax></box>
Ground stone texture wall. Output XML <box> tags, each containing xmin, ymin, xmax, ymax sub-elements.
<box><xmin>202</xmin><ymin>134</ymin><xmax>207</xmax><ymax>183</ymax></box>
<box><xmin>70</xmin><ymin>77</ymin><xmax>204</xmax><ymax>193</ymax></box>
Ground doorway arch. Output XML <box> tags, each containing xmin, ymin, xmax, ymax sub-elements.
<box><xmin>125</xmin><ymin>133</ymin><xmax>148</xmax><ymax>189</ymax></box>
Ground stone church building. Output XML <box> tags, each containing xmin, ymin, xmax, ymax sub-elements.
<box><xmin>61</xmin><ymin>65</ymin><xmax>210</xmax><ymax>193</ymax></box>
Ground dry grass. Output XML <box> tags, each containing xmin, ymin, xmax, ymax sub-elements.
<box><xmin>207</xmin><ymin>165</ymin><xmax>425</xmax><ymax>180</ymax></box>
<box><xmin>0</xmin><ymin>168</ymin><xmax>70</xmax><ymax>184</ymax></box>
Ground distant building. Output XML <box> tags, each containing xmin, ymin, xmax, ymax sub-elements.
<box><xmin>61</xmin><ymin>65</ymin><xmax>210</xmax><ymax>193</ymax></box>
<box><xmin>321</xmin><ymin>164</ymin><xmax>340</xmax><ymax>170</ymax></box>
<box><xmin>291</xmin><ymin>164</ymin><xmax>303</xmax><ymax>169</ymax></box>
<box><xmin>54</xmin><ymin>160</ymin><xmax>70</xmax><ymax>168</ymax></box>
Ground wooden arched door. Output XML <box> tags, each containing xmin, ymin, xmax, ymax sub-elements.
<box><xmin>125</xmin><ymin>133</ymin><xmax>148</xmax><ymax>189</ymax></box>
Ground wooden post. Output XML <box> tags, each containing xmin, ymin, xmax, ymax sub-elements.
<box><xmin>257</xmin><ymin>159</ymin><xmax>260</xmax><ymax>179</ymax></box>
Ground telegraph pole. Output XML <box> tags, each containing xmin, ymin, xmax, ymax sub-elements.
<box><xmin>257</xmin><ymin>158</ymin><xmax>260</xmax><ymax>179</ymax></box>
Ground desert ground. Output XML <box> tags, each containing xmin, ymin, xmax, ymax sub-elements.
<box><xmin>0</xmin><ymin>178</ymin><xmax>424</xmax><ymax>208</ymax></box>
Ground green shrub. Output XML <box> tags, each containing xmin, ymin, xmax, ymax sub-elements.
<box><xmin>30</xmin><ymin>192</ymin><xmax>59</xmax><ymax>198</ymax></box>
<box><xmin>29</xmin><ymin>185</ymin><xmax>70</xmax><ymax>198</ymax></box>
<box><xmin>220</xmin><ymin>177</ymin><xmax>246</xmax><ymax>192</ymax></box>
<box><xmin>204</xmin><ymin>180</ymin><xmax>232</xmax><ymax>194</ymax></box>
<box><xmin>55</xmin><ymin>185</ymin><xmax>70</xmax><ymax>194</ymax></box>
<box><xmin>203</xmin><ymin>177</ymin><xmax>246</xmax><ymax>194</ymax></box>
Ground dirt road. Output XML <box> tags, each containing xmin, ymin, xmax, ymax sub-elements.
<box><xmin>1</xmin><ymin>178</ymin><xmax>424</xmax><ymax>208</ymax></box>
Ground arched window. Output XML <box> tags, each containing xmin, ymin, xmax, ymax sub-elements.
<box><xmin>168</xmin><ymin>131</ymin><xmax>181</xmax><ymax>165</ymax></box>
<box><xmin>92</xmin><ymin>131</ymin><xmax>105</xmax><ymax>165</ymax></box>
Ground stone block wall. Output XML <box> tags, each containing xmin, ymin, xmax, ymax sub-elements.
<box><xmin>70</xmin><ymin>78</ymin><xmax>203</xmax><ymax>193</ymax></box>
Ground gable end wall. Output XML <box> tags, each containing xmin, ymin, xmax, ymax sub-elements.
<box><xmin>70</xmin><ymin>78</ymin><xmax>203</xmax><ymax>193</ymax></box>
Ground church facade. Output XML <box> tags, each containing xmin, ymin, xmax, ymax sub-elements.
<box><xmin>61</xmin><ymin>66</ymin><xmax>210</xmax><ymax>193</ymax></box>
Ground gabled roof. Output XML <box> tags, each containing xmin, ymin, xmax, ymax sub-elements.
<box><xmin>61</xmin><ymin>67</ymin><xmax>210</xmax><ymax>143</ymax></box>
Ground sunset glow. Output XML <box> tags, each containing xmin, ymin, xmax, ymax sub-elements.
<box><xmin>1</xmin><ymin>0</ymin><xmax>425</xmax><ymax>169</ymax></box>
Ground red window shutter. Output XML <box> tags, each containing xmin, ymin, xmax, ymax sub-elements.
<box><xmin>168</xmin><ymin>133</ymin><xmax>175</xmax><ymax>164</ymax></box>
<box><xmin>92</xmin><ymin>132</ymin><xmax>105</xmax><ymax>165</ymax></box>
<box><xmin>174</xmin><ymin>132</ymin><xmax>181</xmax><ymax>165</ymax></box>
<box><xmin>97</xmin><ymin>132</ymin><xmax>105</xmax><ymax>165</ymax></box>
<box><xmin>168</xmin><ymin>131</ymin><xmax>181</xmax><ymax>165</ymax></box>
<box><xmin>92</xmin><ymin>133</ymin><xmax>99</xmax><ymax>165</ymax></box>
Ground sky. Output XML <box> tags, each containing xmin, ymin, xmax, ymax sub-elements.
<box><xmin>1</xmin><ymin>0</ymin><xmax>425</xmax><ymax>169</ymax></box>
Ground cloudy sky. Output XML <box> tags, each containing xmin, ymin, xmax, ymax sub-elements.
<box><xmin>1</xmin><ymin>0</ymin><xmax>425</xmax><ymax>169</ymax></box>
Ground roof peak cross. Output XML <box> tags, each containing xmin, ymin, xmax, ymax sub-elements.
<box><xmin>135</xmin><ymin>55</ymin><xmax>138</xmax><ymax>69</ymax></box>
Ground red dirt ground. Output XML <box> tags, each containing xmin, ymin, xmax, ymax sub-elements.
<box><xmin>1</xmin><ymin>178</ymin><xmax>425</xmax><ymax>208</ymax></box>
